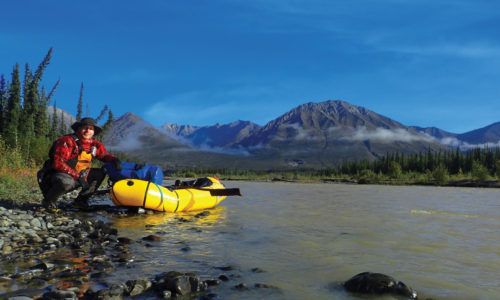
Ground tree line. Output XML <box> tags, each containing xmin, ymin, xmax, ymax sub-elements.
<box><xmin>173</xmin><ymin>147</ymin><xmax>500</xmax><ymax>184</ymax></box>
<box><xmin>0</xmin><ymin>48</ymin><xmax>114</xmax><ymax>164</ymax></box>
<box><xmin>336</xmin><ymin>147</ymin><xmax>500</xmax><ymax>179</ymax></box>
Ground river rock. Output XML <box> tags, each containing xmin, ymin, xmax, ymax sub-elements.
<box><xmin>343</xmin><ymin>272</ymin><xmax>418</xmax><ymax>299</ymax></box>
<box><xmin>126</xmin><ymin>278</ymin><xmax>152</xmax><ymax>296</ymax></box>
<box><xmin>154</xmin><ymin>271</ymin><xmax>208</xmax><ymax>296</ymax></box>
<box><xmin>91</xmin><ymin>283</ymin><xmax>126</xmax><ymax>300</ymax></box>
<box><xmin>233</xmin><ymin>283</ymin><xmax>249</xmax><ymax>291</ymax></box>
<box><xmin>142</xmin><ymin>234</ymin><xmax>161</xmax><ymax>241</ymax></box>
<box><xmin>42</xmin><ymin>289</ymin><xmax>77</xmax><ymax>299</ymax></box>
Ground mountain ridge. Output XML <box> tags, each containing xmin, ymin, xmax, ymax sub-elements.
<box><xmin>101</xmin><ymin>99</ymin><xmax>500</xmax><ymax>169</ymax></box>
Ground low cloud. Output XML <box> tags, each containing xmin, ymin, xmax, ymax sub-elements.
<box><xmin>438</xmin><ymin>137</ymin><xmax>500</xmax><ymax>150</ymax></box>
<box><xmin>107</xmin><ymin>134</ymin><xmax>143</xmax><ymax>151</ymax></box>
<box><xmin>341</xmin><ymin>127</ymin><xmax>435</xmax><ymax>143</ymax></box>
<box><xmin>197</xmin><ymin>144</ymin><xmax>251</xmax><ymax>156</ymax></box>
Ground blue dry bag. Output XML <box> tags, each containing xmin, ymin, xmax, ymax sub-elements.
<box><xmin>104</xmin><ymin>161</ymin><xmax>164</xmax><ymax>185</ymax></box>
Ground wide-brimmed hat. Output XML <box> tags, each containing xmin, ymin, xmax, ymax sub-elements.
<box><xmin>71</xmin><ymin>117</ymin><xmax>102</xmax><ymax>135</ymax></box>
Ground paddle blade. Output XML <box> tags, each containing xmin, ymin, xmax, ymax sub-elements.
<box><xmin>209</xmin><ymin>188</ymin><xmax>242</xmax><ymax>196</ymax></box>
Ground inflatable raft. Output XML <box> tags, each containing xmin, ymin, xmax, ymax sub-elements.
<box><xmin>110</xmin><ymin>177</ymin><xmax>240</xmax><ymax>213</ymax></box>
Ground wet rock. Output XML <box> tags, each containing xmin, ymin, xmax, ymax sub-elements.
<box><xmin>154</xmin><ymin>271</ymin><xmax>207</xmax><ymax>296</ymax></box>
<box><xmin>90</xmin><ymin>245</ymin><xmax>106</xmax><ymax>255</ymax></box>
<box><xmin>113</xmin><ymin>252</ymin><xmax>133</xmax><ymax>263</ymax></box>
<box><xmin>233</xmin><ymin>283</ymin><xmax>249</xmax><ymax>291</ymax></box>
<box><xmin>161</xmin><ymin>290</ymin><xmax>172</xmax><ymax>299</ymax></box>
<box><xmin>204</xmin><ymin>279</ymin><xmax>221</xmax><ymax>286</ymax></box>
<box><xmin>117</xmin><ymin>237</ymin><xmax>132</xmax><ymax>244</ymax></box>
<box><xmin>189</xmin><ymin>275</ymin><xmax>208</xmax><ymax>292</ymax></box>
<box><xmin>254</xmin><ymin>283</ymin><xmax>280</xmax><ymax>289</ymax></box>
<box><xmin>91</xmin><ymin>283</ymin><xmax>126</xmax><ymax>300</ymax></box>
<box><xmin>142</xmin><ymin>234</ymin><xmax>161</xmax><ymax>242</ymax></box>
<box><xmin>0</xmin><ymin>288</ymin><xmax>45</xmax><ymax>299</ymax></box>
<box><xmin>42</xmin><ymin>289</ymin><xmax>77</xmax><ymax>299</ymax></box>
<box><xmin>343</xmin><ymin>272</ymin><xmax>418</xmax><ymax>299</ymax></box>
<box><xmin>31</xmin><ymin>262</ymin><xmax>55</xmax><ymax>271</ymax></box>
<box><xmin>199</xmin><ymin>293</ymin><xmax>219</xmax><ymax>300</ymax></box>
<box><xmin>251</xmin><ymin>267</ymin><xmax>265</xmax><ymax>273</ymax></box>
<box><xmin>165</xmin><ymin>275</ymin><xmax>191</xmax><ymax>295</ymax></box>
<box><xmin>12</xmin><ymin>269</ymin><xmax>44</xmax><ymax>281</ymax></box>
<box><xmin>125</xmin><ymin>278</ymin><xmax>152</xmax><ymax>296</ymax></box>
<box><xmin>216</xmin><ymin>265</ymin><xmax>236</xmax><ymax>271</ymax></box>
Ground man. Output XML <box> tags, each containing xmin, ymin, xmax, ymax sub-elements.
<box><xmin>37</xmin><ymin>117</ymin><xmax>120</xmax><ymax>209</ymax></box>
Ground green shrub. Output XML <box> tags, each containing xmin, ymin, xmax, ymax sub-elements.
<box><xmin>471</xmin><ymin>161</ymin><xmax>489</xmax><ymax>181</ymax></box>
<box><xmin>432</xmin><ymin>164</ymin><xmax>449</xmax><ymax>185</ymax></box>
<box><xmin>387</xmin><ymin>161</ymin><xmax>402</xmax><ymax>179</ymax></box>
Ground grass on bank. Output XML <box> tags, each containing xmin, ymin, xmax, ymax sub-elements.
<box><xmin>174</xmin><ymin>163</ymin><xmax>499</xmax><ymax>186</ymax></box>
<box><xmin>0</xmin><ymin>138</ymin><xmax>41</xmax><ymax>202</ymax></box>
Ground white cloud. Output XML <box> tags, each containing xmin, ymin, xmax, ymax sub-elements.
<box><xmin>439</xmin><ymin>137</ymin><xmax>500</xmax><ymax>150</ymax></box>
<box><xmin>341</xmin><ymin>127</ymin><xmax>435</xmax><ymax>143</ymax></box>
<box><xmin>378</xmin><ymin>43</ymin><xmax>500</xmax><ymax>59</ymax></box>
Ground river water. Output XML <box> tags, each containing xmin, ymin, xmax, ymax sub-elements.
<box><xmin>103</xmin><ymin>181</ymin><xmax>499</xmax><ymax>299</ymax></box>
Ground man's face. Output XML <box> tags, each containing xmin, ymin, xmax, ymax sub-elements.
<box><xmin>78</xmin><ymin>125</ymin><xmax>95</xmax><ymax>140</ymax></box>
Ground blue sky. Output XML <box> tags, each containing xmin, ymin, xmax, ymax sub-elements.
<box><xmin>1</xmin><ymin>0</ymin><xmax>499</xmax><ymax>133</ymax></box>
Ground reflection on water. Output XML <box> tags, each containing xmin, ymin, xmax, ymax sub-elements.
<box><xmin>104</xmin><ymin>182</ymin><xmax>499</xmax><ymax>299</ymax></box>
<box><xmin>113</xmin><ymin>205</ymin><xmax>227</xmax><ymax>229</ymax></box>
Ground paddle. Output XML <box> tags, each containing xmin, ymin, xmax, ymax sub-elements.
<box><xmin>94</xmin><ymin>187</ymin><xmax>242</xmax><ymax>197</ymax></box>
<box><xmin>207</xmin><ymin>188</ymin><xmax>241</xmax><ymax>196</ymax></box>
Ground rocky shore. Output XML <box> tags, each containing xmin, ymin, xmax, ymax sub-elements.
<box><xmin>0</xmin><ymin>204</ymin><xmax>228</xmax><ymax>299</ymax></box>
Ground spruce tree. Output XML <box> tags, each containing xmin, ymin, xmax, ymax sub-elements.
<box><xmin>35</xmin><ymin>87</ymin><xmax>50</xmax><ymax>137</ymax></box>
<box><xmin>46</xmin><ymin>79</ymin><xmax>60</xmax><ymax>102</ymax></box>
<box><xmin>76</xmin><ymin>82</ymin><xmax>83</xmax><ymax>121</ymax></box>
<box><xmin>95</xmin><ymin>105</ymin><xmax>109</xmax><ymax>122</ymax></box>
<box><xmin>5</xmin><ymin>64</ymin><xmax>21</xmax><ymax>147</ymax></box>
<box><xmin>102</xmin><ymin>109</ymin><xmax>114</xmax><ymax>133</ymax></box>
<box><xmin>19</xmin><ymin>63</ymin><xmax>36</xmax><ymax>145</ymax></box>
<box><xmin>50</xmin><ymin>101</ymin><xmax>59</xmax><ymax>140</ymax></box>
<box><xmin>59</xmin><ymin>109</ymin><xmax>67</xmax><ymax>135</ymax></box>
<box><xmin>32</xmin><ymin>48</ymin><xmax>53</xmax><ymax>84</ymax></box>
<box><xmin>31</xmin><ymin>49</ymin><xmax>53</xmax><ymax>137</ymax></box>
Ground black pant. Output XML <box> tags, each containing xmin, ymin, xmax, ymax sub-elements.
<box><xmin>38</xmin><ymin>168</ymin><xmax>106</xmax><ymax>206</ymax></box>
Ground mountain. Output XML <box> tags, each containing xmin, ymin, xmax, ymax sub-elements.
<box><xmin>175</xmin><ymin>120</ymin><xmax>261</xmax><ymax>148</ymax></box>
<box><xmin>457</xmin><ymin>122</ymin><xmax>500</xmax><ymax>145</ymax></box>
<box><xmin>47</xmin><ymin>106</ymin><xmax>76</xmax><ymax>128</ymax></box>
<box><xmin>229</xmin><ymin>100</ymin><xmax>443</xmax><ymax>167</ymax></box>
<box><xmin>104</xmin><ymin>100</ymin><xmax>500</xmax><ymax>170</ymax></box>
<box><xmin>103</xmin><ymin>112</ymin><xmax>186</xmax><ymax>151</ymax></box>
<box><xmin>161</xmin><ymin>123</ymin><xmax>199</xmax><ymax>137</ymax></box>
<box><xmin>103</xmin><ymin>113</ymin><xmax>269</xmax><ymax>169</ymax></box>
<box><xmin>238</xmin><ymin>100</ymin><xmax>409</xmax><ymax>147</ymax></box>
<box><xmin>411</xmin><ymin>126</ymin><xmax>457</xmax><ymax>140</ymax></box>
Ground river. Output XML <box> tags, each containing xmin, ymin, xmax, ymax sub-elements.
<box><xmin>101</xmin><ymin>181</ymin><xmax>500</xmax><ymax>299</ymax></box>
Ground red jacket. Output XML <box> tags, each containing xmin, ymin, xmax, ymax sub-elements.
<box><xmin>51</xmin><ymin>134</ymin><xmax>116</xmax><ymax>179</ymax></box>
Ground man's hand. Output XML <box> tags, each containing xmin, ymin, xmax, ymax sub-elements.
<box><xmin>78</xmin><ymin>170</ymin><xmax>89</xmax><ymax>190</ymax></box>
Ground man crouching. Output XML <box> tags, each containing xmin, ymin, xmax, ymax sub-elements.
<box><xmin>37</xmin><ymin>117</ymin><xmax>120</xmax><ymax>210</ymax></box>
